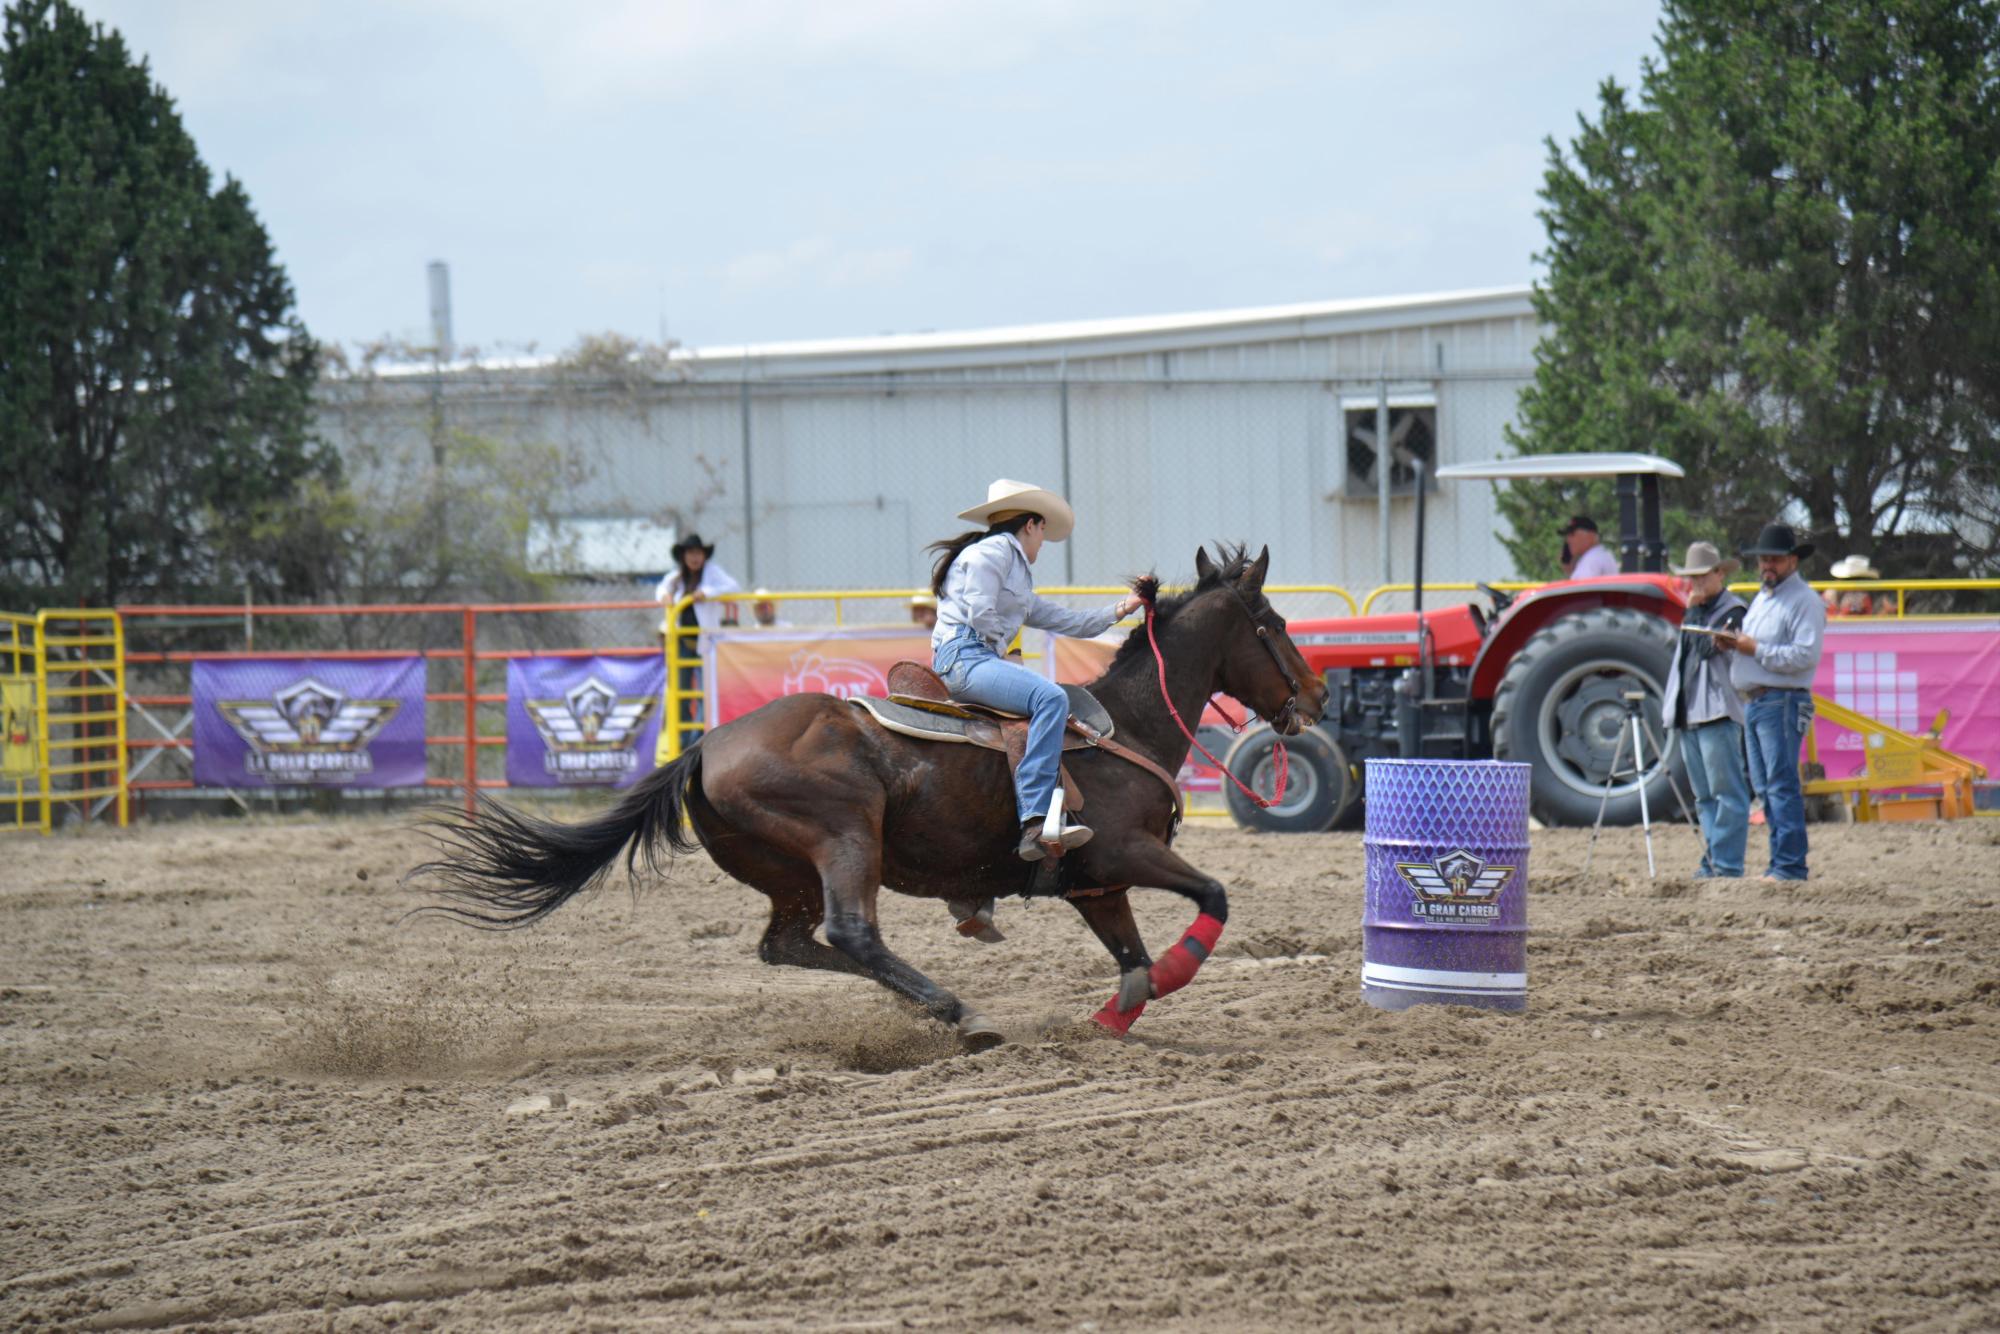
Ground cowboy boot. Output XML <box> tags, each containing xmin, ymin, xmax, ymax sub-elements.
<box><xmin>945</xmin><ymin>897</ymin><xmax>1005</xmax><ymax>944</ymax></box>
<box><xmin>1017</xmin><ymin>817</ymin><xmax>1092</xmax><ymax>862</ymax></box>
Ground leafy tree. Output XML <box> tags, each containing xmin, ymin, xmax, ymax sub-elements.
<box><xmin>0</xmin><ymin>0</ymin><xmax>336</xmax><ymax>606</ymax></box>
<box><xmin>1504</xmin><ymin>0</ymin><xmax>2000</xmax><ymax>582</ymax></box>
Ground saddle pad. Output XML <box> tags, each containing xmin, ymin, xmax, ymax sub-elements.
<box><xmin>887</xmin><ymin>693</ymin><xmax>980</xmax><ymax>720</ymax></box>
<box><xmin>851</xmin><ymin>695</ymin><xmax>1100</xmax><ymax>752</ymax></box>
<box><xmin>851</xmin><ymin>695</ymin><xmax>987</xmax><ymax>744</ymax></box>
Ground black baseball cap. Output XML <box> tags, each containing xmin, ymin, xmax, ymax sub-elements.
<box><xmin>1558</xmin><ymin>515</ymin><xmax>1599</xmax><ymax>536</ymax></box>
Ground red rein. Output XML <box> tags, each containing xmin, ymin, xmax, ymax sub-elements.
<box><xmin>1140</xmin><ymin>598</ymin><xmax>1287</xmax><ymax>809</ymax></box>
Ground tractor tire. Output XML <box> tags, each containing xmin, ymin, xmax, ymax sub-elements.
<box><xmin>1223</xmin><ymin>726</ymin><xmax>1354</xmax><ymax>833</ymax></box>
<box><xmin>1490</xmin><ymin>606</ymin><xmax>1686</xmax><ymax>827</ymax></box>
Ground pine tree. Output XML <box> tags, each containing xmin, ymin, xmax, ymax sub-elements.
<box><xmin>0</xmin><ymin>0</ymin><xmax>338</xmax><ymax>605</ymax></box>
<box><xmin>1504</xmin><ymin>0</ymin><xmax>2000</xmax><ymax>580</ymax></box>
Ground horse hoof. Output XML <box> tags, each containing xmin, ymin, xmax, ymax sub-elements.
<box><xmin>957</xmin><ymin>1013</ymin><xmax>1006</xmax><ymax>1052</ymax></box>
<box><xmin>1117</xmin><ymin>967</ymin><xmax>1153</xmax><ymax>1014</ymax></box>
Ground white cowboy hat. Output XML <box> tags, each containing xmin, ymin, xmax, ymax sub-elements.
<box><xmin>1829</xmin><ymin>555</ymin><xmax>1880</xmax><ymax>580</ymax></box>
<box><xmin>956</xmin><ymin>479</ymin><xmax>1076</xmax><ymax>543</ymax></box>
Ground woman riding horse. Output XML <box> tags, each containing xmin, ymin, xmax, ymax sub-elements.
<box><xmin>415</xmin><ymin>543</ymin><xmax>1328</xmax><ymax>1048</ymax></box>
<box><xmin>929</xmin><ymin>479</ymin><xmax>1145</xmax><ymax>860</ymax></box>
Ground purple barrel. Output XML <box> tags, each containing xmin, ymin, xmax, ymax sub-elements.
<box><xmin>1362</xmin><ymin>759</ymin><xmax>1530</xmax><ymax>1012</ymax></box>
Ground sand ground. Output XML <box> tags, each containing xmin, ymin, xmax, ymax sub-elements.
<box><xmin>3</xmin><ymin>812</ymin><xmax>1998</xmax><ymax>1331</ymax></box>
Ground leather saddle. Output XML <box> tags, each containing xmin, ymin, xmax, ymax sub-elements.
<box><xmin>883</xmin><ymin>661</ymin><xmax>1116</xmax><ymax>737</ymax></box>
<box><xmin>850</xmin><ymin>662</ymin><xmax>1183</xmax><ymax>826</ymax></box>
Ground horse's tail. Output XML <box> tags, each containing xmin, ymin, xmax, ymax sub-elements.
<box><xmin>409</xmin><ymin>744</ymin><xmax>706</xmax><ymax>929</ymax></box>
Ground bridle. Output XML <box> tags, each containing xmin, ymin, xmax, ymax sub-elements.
<box><xmin>1220</xmin><ymin>581</ymin><xmax>1305</xmax><ymax>738</ymax></box>
<box><xmin>1139</xmin><ymin>581</ymin><xmax>1306</xmax><ymax>809</ymax></box>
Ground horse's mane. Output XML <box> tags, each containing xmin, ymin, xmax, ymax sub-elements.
<box><xmin>1102</xmin><ymin>544</ymin><xmax>1260</xmax><ymax>677</ymax></box>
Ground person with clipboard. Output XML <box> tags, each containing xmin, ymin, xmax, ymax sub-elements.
<box><xmin>1663</xmin><ymin>541</ymin><xmax>1751</xmax><ymax>878</ymax></box>
<box><xmin>1714</xmin><ymin>524</ymin><xmax>1826</xmax><ymax>883</ymax></box>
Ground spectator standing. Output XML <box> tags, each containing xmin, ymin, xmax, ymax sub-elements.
<box><xmin>1662</xmin><ymin>542</ymin><xmax>1750</xmax><ymax>877</ymax></box>
<box><xmin>1827</xmin><ymin>555</ymin><xmax>1881</xmax><ymax>616</ymax></box>
<box><xmin>909</xmin><ymin>592</ymin><xmax>938</xmax><ymax>631</ymax></box>
<box><xmin>1560</xmin><ymin>515</ymin><xmax>1620</xmax><ymax>579</ymax></box>
<box><xmin>1719</xmin><ymin>523</ymin><xmax>1826</xmax><ymax>883</ymax></box>
<box><xmin>655</xmin><ymin>534</ymin><xmax>741</xmax><ymax>749</ymax></box>
<box><xmin>748</xmin><ymin>588</ymin><xmax>790</xmax><ymax>629</ymax></box>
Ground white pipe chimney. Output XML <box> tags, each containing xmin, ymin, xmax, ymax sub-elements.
<box><xmin>426</xmin><ymin>260</ymin><xmax>453</xmax><ymax>362</ymax></box>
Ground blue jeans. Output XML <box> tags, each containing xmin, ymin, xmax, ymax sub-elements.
<box><xmin>1744</xmin><ymin>690</ymin><xmax>1814</xmax><ymax>880</ymax></box>
<box><xmin>935</xmin><ymin>631</ymin><xmax>1067</xmax><ymax>825</ymax></box>
<box><xmin>1679</xmin><ymin>718</ymin><xmax>1750</xmax><ymax>878</ymax></box>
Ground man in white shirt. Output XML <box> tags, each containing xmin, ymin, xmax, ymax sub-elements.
<box><xmin>1560</xmin><ymin>515</ymin><xmax>1621</xmax><ymax>580</ymax></box>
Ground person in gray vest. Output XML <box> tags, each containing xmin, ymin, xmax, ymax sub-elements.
<box><xmin>1663</xmin><ymin>541</ymin><xmax>1750</xmax><ymax>877</ymax></box>
<box><xmin>1718</xmin><ymin>523</ymin><xmax>1826</xmax><ymax>882</ymax></box>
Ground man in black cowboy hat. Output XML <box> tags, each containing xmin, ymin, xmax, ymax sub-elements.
<box><xmin>1716</xmin><ymin>522</ymin><xmax>1825</xmax><ymax>882</ymax></box>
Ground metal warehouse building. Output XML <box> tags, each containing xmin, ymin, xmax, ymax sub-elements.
<box><xmin>316</xmin><ymin>285</ymin><xmax>1539</xmax><ymax>601</ymax></box>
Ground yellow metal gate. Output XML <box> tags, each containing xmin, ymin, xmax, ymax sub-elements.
<box><xmin>31</xmin><ymin>610</ymin><xmax>128</xmax><ymax>831</ymax></box>
<box><xmin>1</xmin><ymin>612</ymin><xmax>45</xmax><ymax>833</ymax></box>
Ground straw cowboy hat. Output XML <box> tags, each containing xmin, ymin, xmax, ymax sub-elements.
<box><xmin>1830</xmin><ymin>555</ymin><xmax>1881</xmax><ymax>580</ymax></box>
<box><xmin>1669</xmin><ymin>541</ymin><xmax>1739</xmax><ymax>578</ymax></box>
<box><xmin>956</xmin><ymin>479</ymin><xmax>1076</xmax><ymax>543</ymax></box>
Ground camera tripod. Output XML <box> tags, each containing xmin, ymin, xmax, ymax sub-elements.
<box><xmin>1583</xmin><ymin>690</ymin><xmax>1706</xmax><ymax>878</ymax></box>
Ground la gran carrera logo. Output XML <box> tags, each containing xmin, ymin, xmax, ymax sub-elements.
<box><xmin>216</xmin><ymin>677</ymin><xmax>399</xmax><ymax>780</ymax></box>
<box><xmin>525</xmin><ymin>676</ymin><xmax>658</xmax><ymax>782</ymax></box>
<box><xmin>1394</xmin><ymin>849</ymin><xmax>1515</xmax><ymax>923</ymax></box>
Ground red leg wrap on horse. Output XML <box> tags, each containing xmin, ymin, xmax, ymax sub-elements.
<box><xmin>1092</xmin><ymin>997</ymin><xmax>1145</xmax><ymax>1035</ymax></box>
<box><xmin>1147</xmin><ymin>913</ymin><xmax>1224</xmax><ymax>999</ymax></box>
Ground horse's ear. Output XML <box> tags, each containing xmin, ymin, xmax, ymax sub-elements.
<box><xmin>1245</xmin><ymin>546</ymin><xmax>1270</xmax><ymax>591</ymax></box>
<box><xmin>1194</xmin><ymin>547</ymin><xmax>1217</xmax><ymax>581</ymax></box>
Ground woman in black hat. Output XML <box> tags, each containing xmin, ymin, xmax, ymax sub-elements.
<box><xmin>655</xmin><ymin>534</ymin><xmax>741</xmax><ymax>750</ymax></box>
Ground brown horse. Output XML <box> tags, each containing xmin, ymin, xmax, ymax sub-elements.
<box><xmin>414</xmin><ymin>545</ymin><xmax>1329</xmax><ymax>1046</ymax></box>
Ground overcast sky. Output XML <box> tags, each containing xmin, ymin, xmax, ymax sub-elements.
<box><xmin>79</xmin><ymin>0</ymin><xmax>1660</xmax><ymax>355</ymax></box>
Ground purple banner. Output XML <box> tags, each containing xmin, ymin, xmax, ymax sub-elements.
<box><xmin>193</xmin><ymin>657</ymin><xmax>428</xmax><ymax>788</ymax></box>
<box><xmin>506</xmin><ymin>655</ymin><xmax>665</xmax><ymax>788</ymax></box>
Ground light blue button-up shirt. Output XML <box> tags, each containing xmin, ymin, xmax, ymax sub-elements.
<box><xmin>1730</xmin><ymin>571</ymin><xmax>1826</xmax><ymax>693</ymax></box>
<box><xmin>931</xmin><ymin>533</ymin><xmax>1122</xmax><ymax>655</ymax></box>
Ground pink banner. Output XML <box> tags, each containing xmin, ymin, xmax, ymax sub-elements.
<box><xmin>706</xmin><ymin>627</ymin><xmax>932</xmax><ymax>725</ymax></box>
<box><xmin>1812</xmin><ymin>621</ymin><xmax>2000</xmax><ymax>790</ymax></box>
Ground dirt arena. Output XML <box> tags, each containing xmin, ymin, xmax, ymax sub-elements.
<box><xmin>3</xmin><ymin>812</ymin><xmax>1998</xmax><ymax>1331</ymax></box>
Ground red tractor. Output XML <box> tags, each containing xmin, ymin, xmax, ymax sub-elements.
<box><xmin>1225</xmin><ymin>454</ymin><xmax>1692</xmax><ymax>830</ymax></box>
